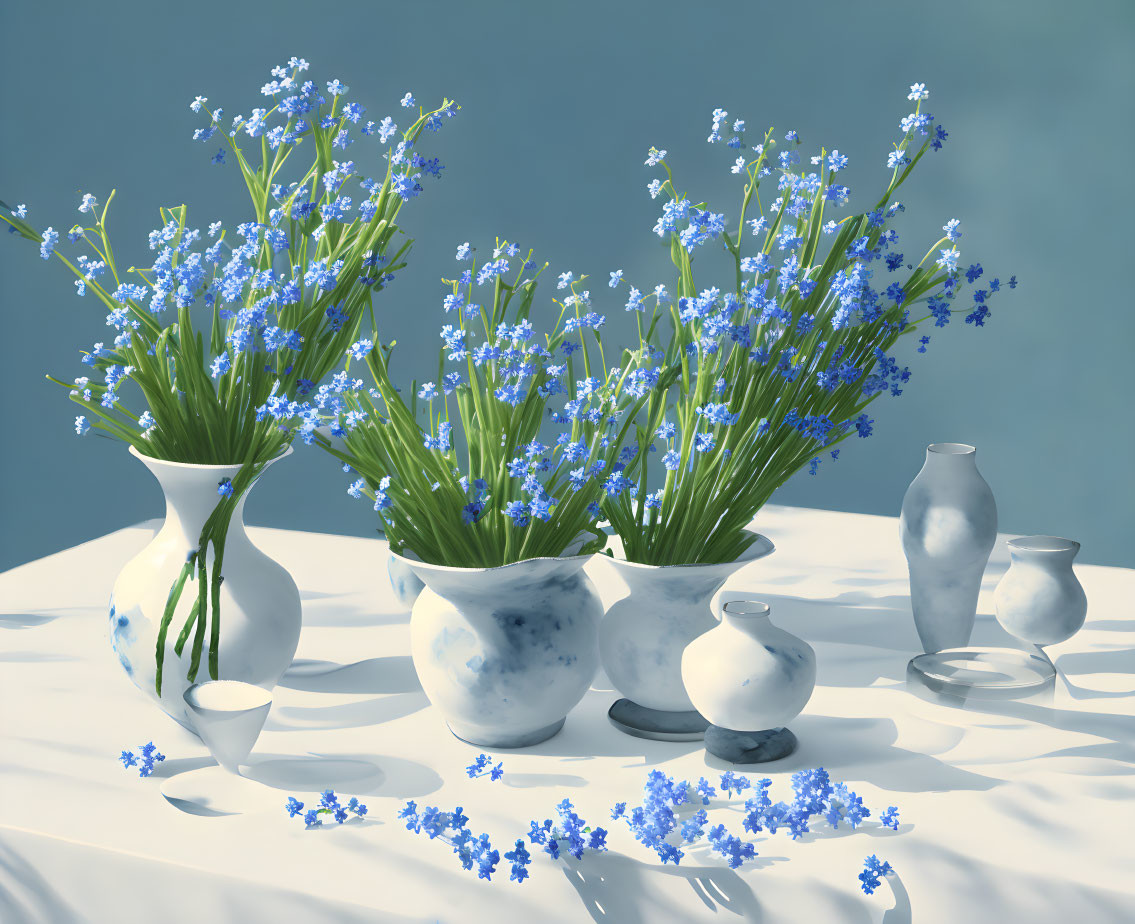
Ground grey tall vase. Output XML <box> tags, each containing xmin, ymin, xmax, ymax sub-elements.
<box><xmin>900</xmin><ymin>443</ymin><xmax>997</xmax><ymax>653</ymax></box>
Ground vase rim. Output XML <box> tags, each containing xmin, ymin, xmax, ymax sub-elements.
<box><xmin>722</xmin><ymin>600</ymin><xmax>771</xmax><ymax>618</ymax></box>
<box><xmin>129</xmin><ymin>443</ymin><xmax>293</xmax><ymax>471</ymax></box>
<box><xmin>389</xmin><ymin>548</ymin><xmax>593</xmax><ymax>575</ymax></box>
<box><xmin>1008</xmin><ymin>535</ymin><xmax>1080</xmax><ymax>553</ymax></box>
<box><xmin>927</xmin><ymin>442</ymin><xmax>976</xmax><ymax>455</ymax></box>
<box><xmin>603</xmin><ymin>531</ymin><xmax>775</xmax><ymax>571</ymax></box>
<box><xmin>184</xmin><ymin>679</ymin><xmax>273</xmax><ymax>714</ymax></box>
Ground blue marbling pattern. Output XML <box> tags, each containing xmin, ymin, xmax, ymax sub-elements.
<box><xmin>401</xmin><ymin>554</ymin><xmax>601</xmax><ymax>748</ymax></box>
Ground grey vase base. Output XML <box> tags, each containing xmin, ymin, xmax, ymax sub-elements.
<box><xmin>446</xmin><ymin>718</ymin><xmax>565</xmax><ymax>749</ymax></box>
<box><xmin>704</xmin><ymin>725</ymin><xmax>798</xmax><ymax>764</ymax></box>
<box><xmin>907</xmin><ymin>646</ymin><xmax>1056</xmax><ymax>700</ymax></box>
<box><xmin>607</xmin><ymin>699</ymin><xmax>710</xmax><ymax>741</ymax></box>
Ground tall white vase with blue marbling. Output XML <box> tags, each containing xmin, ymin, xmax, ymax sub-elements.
<box><xmin>597</xmin><ymin>532</ymin><xmax>775</xmax><ymax>739</ymax></box>
<box><xmin>110</xmin><ymin>446</ymin><xmax>301</xmax><ymax>728</ymax></box>
<box><xmin>397</xmin><ymin>552</ymin><xmax>602</xmax><ymax>748</ymax></box>
<box><xmin>900</xmin><ymin>442</ymin><xmax>997</xmax><ymax>653</ymax></box>
<box><xmin>994</xmin><ymin>536</ymin><xmax>1087</xmax><ymax>646</ymax></box>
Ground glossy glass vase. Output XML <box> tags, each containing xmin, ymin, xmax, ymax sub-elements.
<box><xmin>596</xmin><ymin>532</ymin><xmax>775</xmax><ymax>740</ymax></box>
<box><xmin>396</xmin><ymin>552</ymin><xmax>602</xmax><ymax>748</ymax></box>
<box><xmin>900</xmin><ymin>443</ymin><xmax>997</xmax><ymax>653</ymax></box>
<box><xmin>110</xmin><ymin>446</ymin><xmax>301</xmax><ymax>728</ymax></box>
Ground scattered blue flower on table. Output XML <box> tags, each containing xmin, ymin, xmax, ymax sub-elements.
<box><xmin>859</xmin><ymin>855</ymin><xmax>894</xmax><ymax>895</ymax></box>
<box><xmin>880</xmin><ymin>805</ymin><xmax>900</xmax><ymax>830</ymax></box>
<box><xmin>466</xmin><ymin>753</ymin><xmax>504</xmax><ymax>781</ymax></box>
<box><xmin>719</xmin><ymin>771</ymin><xmax>751</xmax><ymax>797</ymax></box>
<box><xmin>612</xmin><ymin>768</ymin><xmax>900</xmax><ymax>873</ymax></box>
<box><xmin>286</xmin><ymin>790</ymin><xmax>368</xmax><ymax>827</ymax></box>
<box><xmin>505</xmin><ymin>839</ymin><xmax>531</xmax><ymax>882</ymax></box>
<box><xmin>118</xmin><ymin>742</ymin><xmax>165</xmax><ymax>777</ymax></box>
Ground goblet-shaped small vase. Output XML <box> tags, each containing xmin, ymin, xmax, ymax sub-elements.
<box><xmin>183</xmin><ymin>680</ymin><xmax>272</xmax><ymax>774</ymax></box>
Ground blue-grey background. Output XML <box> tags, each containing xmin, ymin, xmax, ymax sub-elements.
<box><xmin>2</xmin><ymin>0</ymin><xmax>1132</xmax><ymax>570</ymax></box>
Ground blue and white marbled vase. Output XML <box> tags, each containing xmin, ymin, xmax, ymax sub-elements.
<box><xmin>396</xmin><ymin>552</ymin><xmax>602</xmax><ymax>748</ymax></box>
<box><xmin>596</xmin><ymin>531</ymin><xmax>775</xmax><ymax>740</ymax></box>
<box><xmin>110</xmin><ymin>446</ymin><xmax>301</xmax><ymax>728</ymax></box>
<box><xmin>900</xmin><ymin>442</ymin><xmax>997</xmax><ymax>653</ymax></box>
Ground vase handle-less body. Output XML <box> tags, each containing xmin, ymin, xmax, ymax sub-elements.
<box><xmin>110</xmin><ymin>446</ymin><xmax>301</xmax><ymax>728</ymax></box>
<box><xmin>900</xmin><ymin>443</ymin><xmax>997</xmax><ymax>653</ymax></box>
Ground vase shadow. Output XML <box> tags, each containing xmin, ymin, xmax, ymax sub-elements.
<box><xmin>264</xmin><ymin>690</ymin><xmax>429</xmax><ymax>731</ymax></box>
<box><xmin>515</xmin><ymin>695</ymin><xmax>704</xmax><ymax>762</ymax></box>
<box><xmin>0</xmin><ymin>612</ymin><xmax>61</xmax><ymax>629</ymax></box>
<box><xmin>0</xmin><ymin>837</ymin><xmax>82</xmax><ymax>923</ymax></box>
<box><xmin>299</xmin><ymin>605</ymin><xmax>410</xmax><ymax>628</ymax></box>
<box><xmin>299</xmin><ymin>752</ymin><xmax>443</xmax><ymax>799</ymax></box>
<box><xmin>1085</xmin><ymin>618</ymin><xmax>1134</xmax><ymax>631</ymax></box>
<box><xmin>1055</xmin><ymin>648</ymin><xmax>1135</xmax><ymax>675</ymax></box>
<box><xmin>243</xmin><ymin>754</ymin><xmax>386</xmax><ymax>793</ymax></box>
<box><xmin>882</xmin><ymin>870</ymin><xmax>913</xmax><ymax>924</ymax></box>
<box><xmin>0</xmin><ymin>651</ymin><xmax>78</xmax><ymax>663</ymax></box>
<box><xmin>559</xmin><ymin>850</ymin><xmax>763</xmax><ymax>923</ymax></box>
<box><xmin>280</xmin><ymin>656</ymin><xmax>421</xmax><ymax>695</ymax></box>
<box><xmin>501</xmin><ymin>773</ymin><xmax>590</xmax><ymax>789</ymax></box>
<box><xmin>774</xmin><ymin>714</ymin><xmax>1001</xmax><ymax>793</ymax></box>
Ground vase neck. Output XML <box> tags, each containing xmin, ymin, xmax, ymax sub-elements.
<box><xmin>922</xmin><ymin>442</ymin><xmax>978</xmax><ymax>474</ymax></box>
<box><xmin>720</xmin><ymin>600</ymin><xmax>773</xmax><ymax>636</ymax></box>
<box><xmin>1009</xmin><ymin>536</ymin><xmax>1079</xmax><ymax>569</ymax></box>
<box><xmin>722</xmin><ymin>612</ymin><xmax>772</xmax><ymax>636</ymax></box>
<box><xmin>407</xmin><ymin>555</ymin><xmax>588</xmax><ymax>600</ymax></box>
<box><xmin>135</xmin><ymin>453</ymin><xmax>255</xmax><ymax>551</ymax></box>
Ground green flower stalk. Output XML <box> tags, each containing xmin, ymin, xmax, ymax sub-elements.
<box><xmin>2</xmin><ymin>58</ymin><xmax>459</xmax><ymax>690</ymax></box>
<box><xmin>604</xmin><ymin>85</ymin><xmax>1015</xmax><ymax>565</ymax></box>
<box><xmin>306</xmin><ymin>241</ymin><xmax>667</xmax><ymax>568</ymax></box>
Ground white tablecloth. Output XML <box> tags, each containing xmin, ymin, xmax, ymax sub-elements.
<box><xmin>2</xmin><ymin>505</ymin><xmax>1133</xmax><ymax>924</ymax></box>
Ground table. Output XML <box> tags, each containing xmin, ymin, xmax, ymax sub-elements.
<box><xmin>2</xmin><ymin>505</ymin><xmax>1133</xmax><ymax>923</ymax></box>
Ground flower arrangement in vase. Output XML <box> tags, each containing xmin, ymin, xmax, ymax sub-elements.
<box><xmin>304</xmin><ymin>242</ymin><xmax>661</xmax><ymax>745</ymax></box>
<box><xmin>2</xmin><ymin>58</ymin><xmax>459</xmax><ymax>723</ymax></box>
<box><xmin>596</xmin><ymin>83</ymin><xmax>1016</xmax><ymax>738</ymax></box>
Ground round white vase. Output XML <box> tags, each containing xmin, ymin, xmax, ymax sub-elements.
<box><xmin>110</xmin><ymin>446</ymin><xmax>301</xmax><ymax>728</ymax></box>
<box><xmin>682</xmin><ymin>600</ymin><xmax>816</xmax><ymax>730</ymax></box>
<box><xmin>596</xmin><ymin>532</ymin><xmax>775</xmax><ymax>740</ymax></box>
<box><xmin>397</xmin><ymin>552</ymin><xmax>601</xmax><ymax>748</ymax></box>
<box><xmin>994</xmin><ymin>536</ymin><xmax>1087</xmax><ymax>646</ymax></box>
<box><xmin>900</xmin><ymin>443</ymin><xmax>997</xmax><ymax>653</ymax></box>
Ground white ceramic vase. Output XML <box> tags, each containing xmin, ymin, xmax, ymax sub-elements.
<box><xmin>387</xmin><ymin>552</ymin><xmax>425</xmax><ymax>609</ymax></box>
<box><xmin>397</xmin><ymin>552</ymin><xmax>602</xmax><ymax>748</ymax></box>
<box><xmin>110</xmin><ymin>446</ymin><xmax>301</xmax><ymax>728</ymax></box>
<box><xmin>596</xmin><ymin>532</ymin><xmax>775</xmax><ymax>739</ymax></box>
<box><xmin>994</xmin><ymin>536</ymin><xmax>1087</xmax><ymax>646</ymax></box>
<box><xmin>682</xmin><ymin>600</ymin><xmax>816</xmax><ymax>732</ymax></box>
<box><xmin>900</xmin><ymin>443</ymin><xmax>997</xmax><ymax>653</ymax></box>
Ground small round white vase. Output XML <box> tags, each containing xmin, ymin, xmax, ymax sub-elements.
<box><xmin>110</xmin><ymin>446</ymin><xmax>301</xmax><ymax>728</ymax></box>
<box><xmin>994</xmin><ymin>536</ymin><xmax>1087</xmax><ymax>646</ymax></box>
<box><xmin>596</xmin><ymin>532</ymin><xmax>775</xmax><ymax>740</ymax></box>
<box><xmin>682</xmin><ymin>601</ymin><xmax>816</xmax><ymax>733</ymax></box>
<box><xmin>900</xmin><ymin>443</ymin><xmax>997</xmax><ymax>653</ymax></box>
<box><xmin>397</xmin><ymin>552</ymin><xmax>601</xmax><ymax>748</ymax></box>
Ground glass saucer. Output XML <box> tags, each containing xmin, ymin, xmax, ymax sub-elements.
<box><xmin>907</xmin><ymin>646</ymin><xmax>1056</xmax><ymax>700</ymax></box>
